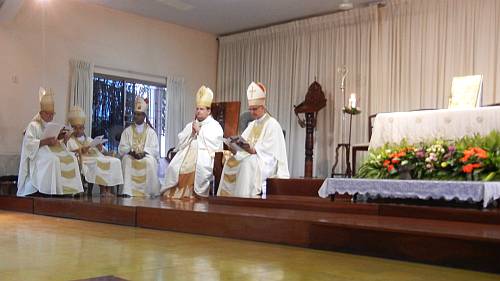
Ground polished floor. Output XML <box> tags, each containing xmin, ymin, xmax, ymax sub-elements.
<box><xmin>0</xmin><ymin>210</ymin><xmax>499</xmax><ymax>281</ymax></box>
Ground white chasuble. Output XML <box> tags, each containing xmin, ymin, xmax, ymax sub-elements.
<box><xmin>119</xmin><ymin>124</ymin><xmax>160</xmax><ymax>197</ymax></box>
<box><xmin>217</xmin><ymin>114</ymin><xmax>290</xmax><ymax>198</ymax></box>
<box><xmin>67</xmin><ymin>136</ymin><xmax>123</xmax><ymax>187</ymax></box>
<box><xmin>161</xmin><ymin>115</ymin><xmax>223</xmax><ymax>198</ymax></box>
<box><xmin>17</xmin><ymin>115</ymin><xmax>84</xmax><ymax>196</ymax></box>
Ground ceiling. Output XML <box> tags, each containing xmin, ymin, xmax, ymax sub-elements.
<box><xmin>82</xmin><ymin>0</ymin><xmax>380</xmax><ymax>35</ymax></box>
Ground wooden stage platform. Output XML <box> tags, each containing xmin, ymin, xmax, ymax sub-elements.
<box><xmin>1</xmin><ymin>178</ymin><xmax>500</xmax><ymax>274</ymax></box>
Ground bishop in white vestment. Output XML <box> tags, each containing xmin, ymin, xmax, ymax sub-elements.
<box><xmin>119</xmin><ymin>97</ymin><xmax>160</xmax><ymax>197</ymax></box>
<box><xmin>66</xmin><ymin>106</ymin><xmax>123</xmax><ymax>196</ymax></box>
<box><xmin>161</xmin><ymin>86</ymin><xmax>223</xmax><ymax>198</ymax></box>
<box><xmin>217</xmin><ymin>82</ymin><xmax>290</xmax><ymax>198</ymax></box>
<box><xmin>17</xmin><ymin>89</ymin><xmax>84</xmax><ymax>196</ymax></box>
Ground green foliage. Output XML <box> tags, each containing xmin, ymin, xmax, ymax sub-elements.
<box><xmin>356</xmin><ymin>131</ymin><xmax>500</xmax><ymax>181</ymax></box>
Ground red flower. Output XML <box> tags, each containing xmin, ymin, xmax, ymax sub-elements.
<box><xmin>461</xmin><ymin>147</ymin><xmax>489</xmax><ymax>162</ymax></box>
<box><xmin>391</xmin><ymin>158</ymin><xmax>400</xmax><ymax>164</ymax></box>
<box><xmin>383</xmin><ymin>160</ymin><xmax>390</xmax><ymax>167</ymax></box>
<box><xmin>387</xmin><ymin>165</ymin><xmax>395</xmax><ymax>172</ymax></box>
<box><xmin>462</xmin><ymin>163</ymin><xmax>482</xmax><ymax>174</ymax></box>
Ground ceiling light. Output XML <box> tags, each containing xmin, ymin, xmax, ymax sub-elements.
<box><xmin>338</xmin><ymin>0</ymin><xmax>354</xmax><ymax>10</ymax></box>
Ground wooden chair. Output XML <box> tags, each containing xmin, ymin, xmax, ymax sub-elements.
<box><xmin>163</xmin><ymin>101</ymin><xmax>241</xmax><ymax>195</ymax></box>
<box><xmin>351</xmin><ymin>113</ymin><xmax>377</xmax><ymax>176</ymax></box>
<box><xmin>210</xmin><ymin>101</ymin><xmax>240</xmax><ymax>195</ymax></box>
<box><xmin>166</xmin><ymin>101</ymin><xmax>241</xmax><ymax>163</ymax></box>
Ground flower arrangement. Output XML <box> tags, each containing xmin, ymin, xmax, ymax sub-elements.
<box><xmin>356</xmin><ymin>131</ymin><xmax>500</xmax><ymax>181</ymax></box>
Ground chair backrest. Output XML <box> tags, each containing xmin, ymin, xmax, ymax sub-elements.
<box><xmin>368</xmin><ymin>113</ymin><xmax>377</xmax><ymax>140</ymax></box>
<box><xmin>211</xmin><ymin>101</ymin><xmax>241</xmax><ymax>137</ymax></box>
<box><xmin>449</xmin><ymin>75</ymin><xmax>483</xmax><ymax>109</ymax></box>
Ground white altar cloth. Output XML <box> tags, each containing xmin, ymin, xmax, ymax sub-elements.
<box><xmin>318</xmin><ymin>178</ymin><xmax>500</xmax><ymax>208</ymax></box>
<box><xmin>369</xmin><ymin>106</ymin><xmax>500</xmax><ymax>149</ymax></box>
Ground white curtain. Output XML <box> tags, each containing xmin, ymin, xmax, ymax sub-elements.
<box><xmin>217</xmin><ymin>0</ymin><xmax>500</xmax><ymax>178</ymax></box>
<box><xmin>69</xmin><ymin>59</ymin><xmax>94</xmax><ymax>136</ymax></box>
<box><xmin>165</xmin><ymin>76</ymin><xmax>188</xmax><ymax>150</ymax></box>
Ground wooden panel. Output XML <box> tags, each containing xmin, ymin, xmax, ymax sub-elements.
<box><xmin>211</xmin><ymin>101</ymin><xmax>241</xmax><ymax>137</ymax></box>
<box><xmin>34</xmin><ymin>198</ymin><xmax>136</xmax><ymax>226</ymax></box>
<box><xmin>380</xmin><ymin>204</ymin><xmax>500</xmax><ymax>225</ymax></box>
<box><xmin>0</xmin><ymin>195</ymin><xmax>33</xmax><ymax>213</ymax></box>
<box><xmin>266</xmin><ymin>178</ymin><xmax>325</xmax><ymax>196</ymax></box>
<box><xmin>223</xmin><ymin>101</ymin><xmax>241</xmax><ymax>137</ymax></box>
<box><xmin>136</xmin><ymin>207</ymin><xmax>310</xmax><ymax>247</ymax></box>
<box><xmin>309</xmin><ymin>223</ymin><xmax>500</xmax><ymax>274</ymax></box>
<box><xmin>208</xmin><ymin>196</ymin><xmax>378</xmax><ymax>215</ymax></box>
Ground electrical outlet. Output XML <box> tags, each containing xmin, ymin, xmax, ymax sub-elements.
<box><xmin>11</xmin><ymin>75</ymin><xmax>19</xmax><ymax>84</ymax></box>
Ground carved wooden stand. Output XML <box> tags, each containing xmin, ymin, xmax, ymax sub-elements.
<box><xmin>294</xmin><ymin>81</ymin><xmax>326</xmax><ymax>178</ymax></box>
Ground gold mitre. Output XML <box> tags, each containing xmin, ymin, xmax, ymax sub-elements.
<box><xmin>134</xmin><ymin>96</ymin><xmax>148</xmax><ymax>113</ymax></box>
<box><xmin>196</xmin><ymin>85</ymin><xmax>214</xmax><ymax>108</ymax></box>
<box><xmin>39</xmin><ymin>87</ymin><xmax>55</xmax><ymax>113</ymax></box>
<box><xmin>67</xmin><ymin>106</ymin><xmax>86</xmax><ymax>126</ymax></box>
<box><xmin>247</xmin><ymin>82</ymin><xmax>266</xmax><ymax>107</ymax></box>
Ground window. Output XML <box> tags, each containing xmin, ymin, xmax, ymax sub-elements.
<box><xmin>92</xmin><ymin>74</ymin><xmax>168</xmax><ymax>156</ymax></box>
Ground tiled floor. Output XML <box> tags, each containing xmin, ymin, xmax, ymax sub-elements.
<box><xmin>0</xmin><ymin>210</ymin><xmax>498</xmax><ymax>281</ymax></box>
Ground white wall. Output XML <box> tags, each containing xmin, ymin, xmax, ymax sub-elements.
<box><xmin>0</xmin><ymin>0</ymin><xmax>218</xmax><ymax>159</ymax></box>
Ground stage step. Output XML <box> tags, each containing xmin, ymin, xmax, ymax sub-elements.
<box><xmin>1</xmin><ymin>194</ymin><xmax>499</xmax><ymax>273</ymax></box>
<box><xmin>210</xmin><ymin>195</ymin><xmax>500</xmax><ymax>225</ymax></box>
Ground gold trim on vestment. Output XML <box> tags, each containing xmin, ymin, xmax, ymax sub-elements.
<box><xmin>223</xmin><ymin>173</ymin><xmax>237</xmax><ymax>184</ymax></box>
<box><xmin>63</xmin><ymin>186</ymin><xmax>78</xmax><ymax>194</ymax></box>
<box><xmin>219</xmin><ymin>188</ymin><xmax>232</xmax><ymax>197</ymax></box>
<box><xmin>132</xmin><ymin>189</ymin><xmax>145</xmax><ymax>197</ymax></box>
<box><xmin>132</xmin><ymin>124</ymin><xmax>148</xmax><ymax>153</ymax></box>
<box><xmin>97</xmin><ymin>160</ymin><xmax>111</xmax><ymax>170</ymax></box>
<box><xmin>59</xmin><ymin>155</ymin><xmax>75</xmax><ymax>165</ymax></box>
<box><xmin>226</xmin><ymin>157</ymin><xmax>240</xmax><ymax>168</ymax></box>
<box><xmin>131</xmin><ymin>160</ymin><xmax>146</xmax><ymax>170</ymax></box>
<box><xmin>165</xmin><ymin>172</ymin><xmax>195</xmax><ymax>199</ymax></box>
<box><xmin>49</xmin><ymin>145</ymin><xmax>64</xmax><ymax>153</ymax></box>
<box><xmin>61</xmin><ymin>169</ymin><xmax>76</xmax><ymax>179</ymax></box>
<box><xmin>246</xmin><ymin>114</ymin><xmax>270</xmax><ymax>146</ymax></box>
<box><xmin>132</xmin><ymin>175</ymin><xmax>146</xmax><ymax>184</ymax></box>
<box><xmin>95</xmin><ymin>175</ymin><xmax>108</xmax><ymax>186</ymax></box>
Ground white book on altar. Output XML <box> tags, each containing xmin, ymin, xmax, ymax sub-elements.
<box><xmin>41</xmin><ymin>122</ymin><xmax>64</xmax><ymax>139</ymax></box>
<box><xmin>449</xmin><ymin>75</ymin><xmax>483</xmax><ymax>109</ymax></box>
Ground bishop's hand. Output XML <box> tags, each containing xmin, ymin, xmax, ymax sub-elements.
<box><xmin>192</xmin><ymin>122</ymin><xmax>200</xmax><ymax>136</ymax></box>
<box><xmin>40</xmin><ymin>137</ymin><xmax>58</xmax><ymax>147</ymax></box>
<box><xmin>237</xmin><ymin>141</ymin><xmax>256</xmax><ymax>154</ymax></box>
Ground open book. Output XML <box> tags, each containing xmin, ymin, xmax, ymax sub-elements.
<box><xmin>223</xmin><ymin>136</ymin><xmax>249</xmax><ymax>152</ymax></box>
<box><xmin>42</xmin><ymin>123</ymin><xmax>65</xmax><ymax>139</ymax></box>
<box><xmin>89</xmin><ymin>135</ymin><xmax>108</xmax><ymax>147</ymax></box>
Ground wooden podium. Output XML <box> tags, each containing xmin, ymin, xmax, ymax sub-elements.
<box><xmin>294</xmin><ymin>81</ymin><xmax>327</xmax><ymax>178</ymax></box>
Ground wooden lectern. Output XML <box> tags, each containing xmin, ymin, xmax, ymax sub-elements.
<box><xmin>294</xmin><ymin>81</ymin><xmax>327</xmax><ymax>177</ymax></box>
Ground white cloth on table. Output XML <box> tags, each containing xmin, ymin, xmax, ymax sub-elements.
<box><xmin>318</xmin><ymin>178</ymin><xmax>500</xmax><ymax>208</ymax></box>
<box><xmin>369</xmin><ymin>106</ymin><xmax>500</xmax><ymax>149</ymax></box>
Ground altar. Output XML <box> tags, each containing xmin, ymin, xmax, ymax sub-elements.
<box><xmin>318</xmin><ymin>178</ymin><xmax>500</xmax><ymax>208</ymax></box>
<box><xmin>369</xmin><ymin>106</ymin><xmax>500</xmax><ymax>149</ymax></box>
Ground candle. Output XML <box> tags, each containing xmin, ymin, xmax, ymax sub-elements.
<box><xmin>349</xmin><ymin>93</ymin><xmax>357</xmax><ymax>109</ymax></box>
